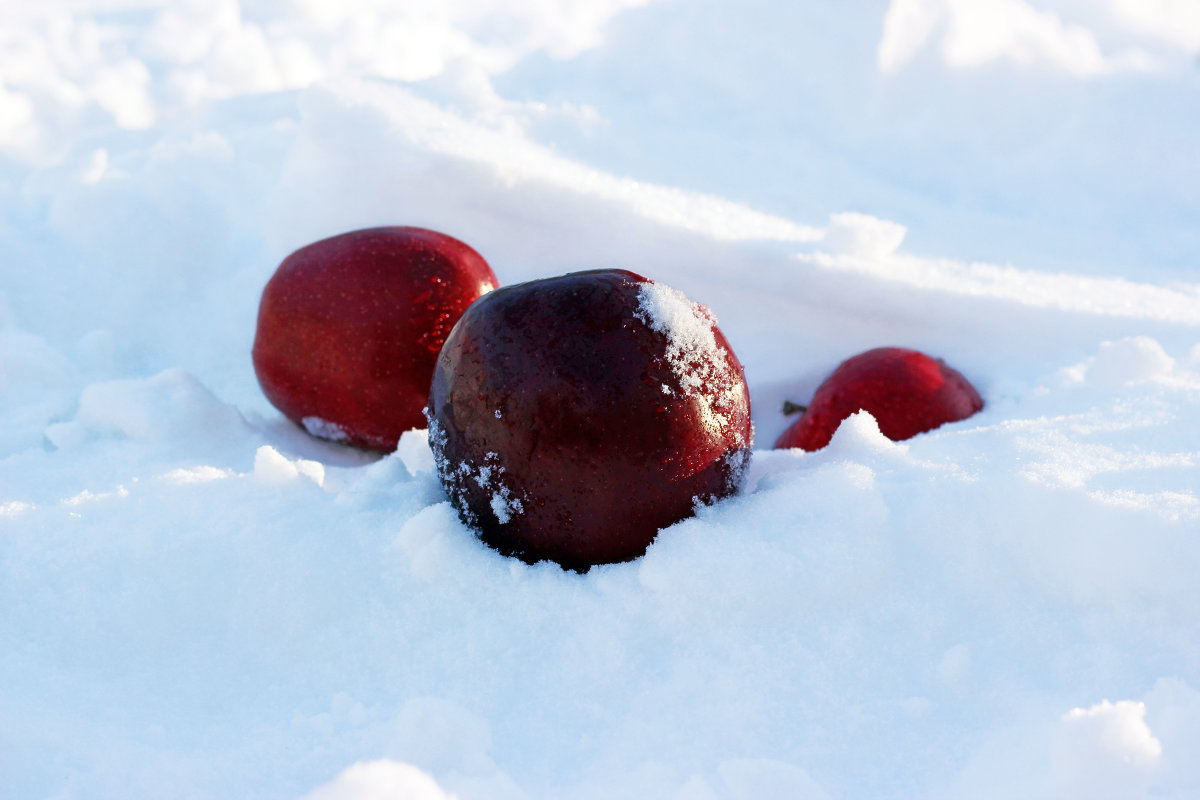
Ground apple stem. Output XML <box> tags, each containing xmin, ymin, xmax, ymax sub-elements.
<box><xmin>782</xmin><ymin>400</ymin><xmax>808</xmax><ymax>416</ymax></box>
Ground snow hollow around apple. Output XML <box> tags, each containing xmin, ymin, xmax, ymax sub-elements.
<box><xmin>3</xmin><ymin>4</ymin><xmax>1200</xmax><ymax>800</ymax></box>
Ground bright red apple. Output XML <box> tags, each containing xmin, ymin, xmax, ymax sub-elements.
<box><xmin>253</xmin><ymin>226</ymin><xmax>497</xmax><ymax>452</ymax></box>
<box><xmin>427</xmin><ymin>269</ymin><xmax>753</xmax><ymax>571</ymax></box>
<box><xmin>775</xmin><ymin>347</ymin><xmax>983</xmax><ymax>451</ymax></box>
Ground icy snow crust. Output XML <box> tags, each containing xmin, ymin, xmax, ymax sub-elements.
<box><xmin>3</xmin><ymin>3</ymin><xmax>1200</xmax><ymax>800</ymax></box>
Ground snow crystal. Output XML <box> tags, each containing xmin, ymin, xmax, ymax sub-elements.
<box><xmin>473</xmin><ymin>465</ymin><xmax>493</xmax><ymax>487</ymax></box>
<box><xmin>489</xmin><ymin>488</ymin><xmax>524</xmax><ymax>524</ymax></box>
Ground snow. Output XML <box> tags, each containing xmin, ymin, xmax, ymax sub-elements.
<box><xmin>2</xmin><ymin>1</ymin><xmax>1199</xmax><ymax>799</ymax></box>
<box><xmin>634</xmin><ymin>279</ymin><xmax>727</xmax><ymax>398</ymax></box>
<box><xmin>303</xmin><ymin>417</ymin><xmax>352</xmax><ymax>444</ymax></box>
<box><xmin>303</xmin><ymin>761</ymin><xmax>456</xmax><ymax>800</ymax></box>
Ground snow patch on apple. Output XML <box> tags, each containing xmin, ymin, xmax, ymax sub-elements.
<box><xmin>634</xmin><ymin>279</ymin><xmax>727</xmax><ymax>397</ymax></box>
<box><xmin>473</xmin><ymin>452</ymin><xmax>525</xmax><ymax>524</ymax></box>
<box><xmin>489</xmin><ymin>489</ymin><xmax>524</xmax><ymax>525</ymax></box>
<box><xmin>426</xmin><ymin>415</ymin><xmax>525</xmax><ymax>527</ymax></box>
<box><xmin>714</xmin><ymin>444</ymin><xmax>753</xmax><ymax>502</ymax></box>
<box><xmin>303</xmin><ymin>416</ymin><xmax>352</xmax><ymax>443</ymax></box>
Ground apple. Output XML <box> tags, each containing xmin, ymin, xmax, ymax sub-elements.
<box><xmin>252</xmin><ymin>226</ymin><xmax>497</xmax><ymax>452</ymax></box>
<box><xmin>427</xmin><ymin>269</ymin><xmax>753</xmax><ymax>571</ymax></box>
<box><xmin>775</xmin><ymin>346</ymin><xmax>983</xmax><ymax>451</ymax></box>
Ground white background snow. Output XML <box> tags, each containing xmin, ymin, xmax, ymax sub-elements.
<box><xmin>2</xmin><ymin>1</ymin><xmax>1199</xmax><ymax>798</ymax></box>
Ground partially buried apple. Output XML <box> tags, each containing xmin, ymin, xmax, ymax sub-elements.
<box><xmin>775</xmin><ymin>346</ymin><xmax>983</xmax><ymax>451</ymax></box>
<box><xmin>253</xmin><ymin>226</ymin><xmax>498</xmax><ymax>452</ymax></box>
<box><xmin>427</xmin><ymin>269</ymin><xmax>753</xmax><ymax>571</ymax></box>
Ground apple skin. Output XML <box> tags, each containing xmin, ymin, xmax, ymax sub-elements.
<box><xmin>427</xmin><ymin>269</ymin><xmax>753</xmax><ymax>571</ymax></box>
<box><xmin>775</xmin><ymin>347</ymin><xmax>983</xmax><ymax>451</ymax></box>
<box><xmin>252</xmin><ymin>226</ymin><xmax>497</xmax><ymax>452</ymax></box>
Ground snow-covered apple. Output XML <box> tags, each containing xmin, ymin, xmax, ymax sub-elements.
<box><xmin>427</xmin><ymin>269</ymin><xmax>753</xmax><ymax>571</ymax></box>
<box><xmin>775</xmin><ymin>346</ymin><xmax>983</xmax><ymax>451</ymax></box>
<box><xmin>252</xmin><ymin>226</ymin><xmax>497</xmax><ymax>452</ymax></box>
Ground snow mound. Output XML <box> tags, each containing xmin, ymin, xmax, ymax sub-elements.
<box><xmin>69</xmin><ymin>368</ymin><xmax>246</xmax><ymax>442</ymax></box>
<box><xmin>1085</xmin><ymin>336</ymin><xmax>1175</xmax><ymax>386</ymax></box>
<box><xmin>822</xmin><ymin>409</ymin><xmax>909</xmax><ymax>460</ymax></box>
<box><xmin>302</xmin><ymin>760</ymin><xmax>457</xmax><ymax>800</ymax></box>
<box><xmin>254</xmin><ymin>445</ymin><xmax>325</xmax><ymax>487</ymax></box>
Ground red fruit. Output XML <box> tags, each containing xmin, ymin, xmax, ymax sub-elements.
<box><xmin>775</xmin><ymin>347</ymin><xmax>983</xmax><ymax>451</ymax></box>
<box><xmin>252</xmin><ymin>226</ymin><xmax>497</xmax><ymax>452</ymax></box>
<box><xmin>427</xmin><ymin>269</ymin><xmax>753</xmax><ymax>571</ymax></box>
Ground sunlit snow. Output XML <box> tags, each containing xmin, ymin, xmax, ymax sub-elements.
<box><xmin>2</xmin><ymin>2</ymin><xmax>1198</xmax><ymax>799</ymax></box>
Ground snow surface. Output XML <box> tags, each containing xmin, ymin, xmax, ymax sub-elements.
<box><xmin>2</xmin><ymin>1</ymin><xmax>1199</xmax><ymax>799</ymax></box>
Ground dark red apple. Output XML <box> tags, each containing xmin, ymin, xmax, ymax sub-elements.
<box><xmin>427</xmin><ymin>269</ymin><xmax>753</xmax><ymax>571</ymax></box>
<box><xmin>253</xmin><ymin>226</ymin><xmax>497</xmax><ymax>452</ymax></box>
<box><xmin>775</xmin><ymin>347</ymin><xmax>983</xmax><ymax>451</ymax></box>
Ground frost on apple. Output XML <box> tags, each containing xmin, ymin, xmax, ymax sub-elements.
<box><xmin>719</xmin><ymin>444</ymin><xmax>752</xmax><ymax>492</ymax></box>
<box><xmin>489</xmin><ymin>489</ymin><xmax>524</xmax><ymax>524</ymax></box>
<box><xmin>427</xmin><ymin>414</ymin><xmax>526</xmax><ymax>528</ymax></box>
